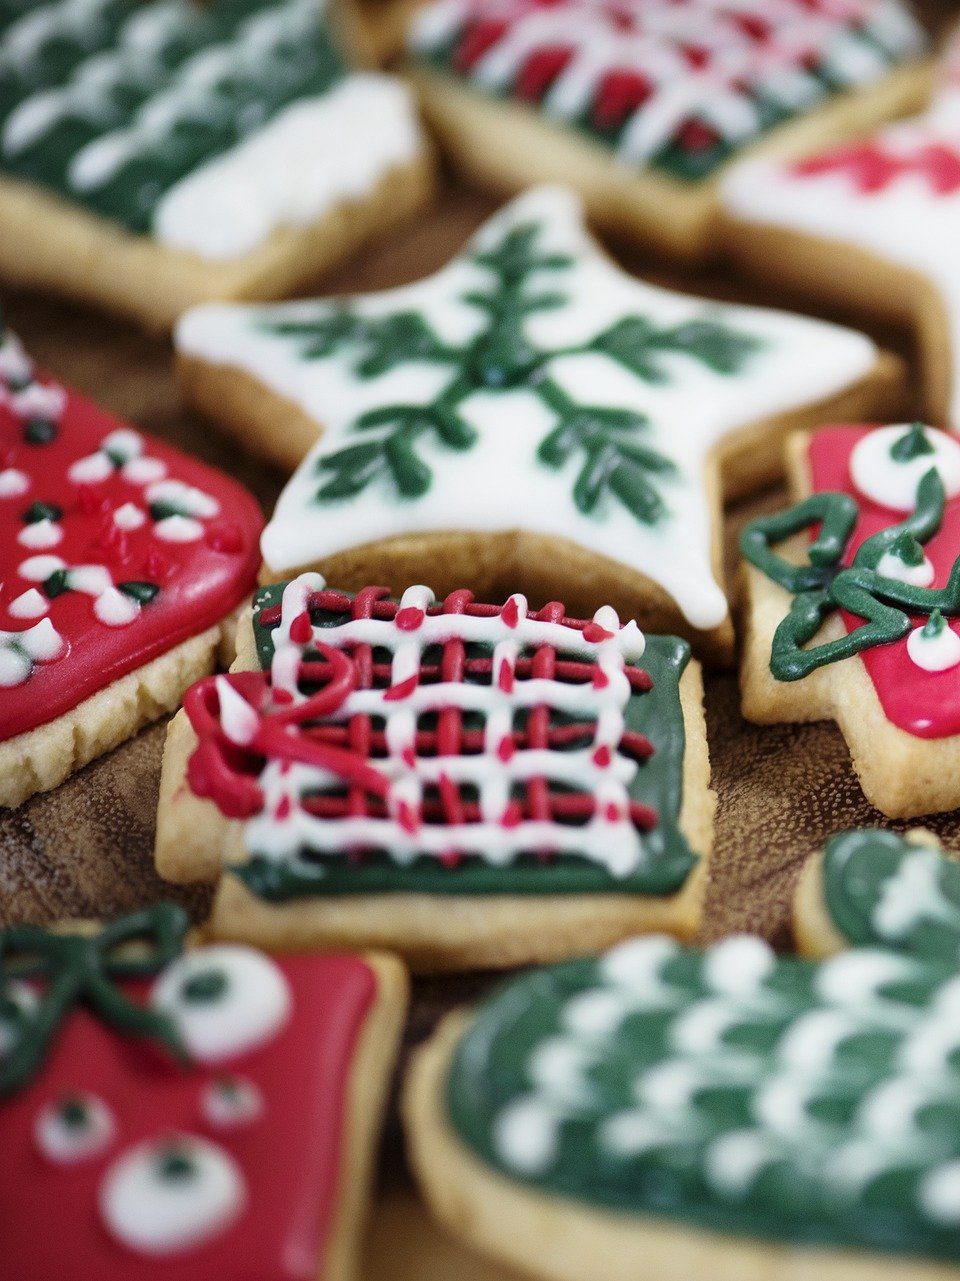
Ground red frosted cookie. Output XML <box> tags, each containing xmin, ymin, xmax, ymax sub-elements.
<box><xmin>0</xmin><ymin>324</ymin><xmax>263</xmax><ymax>807</ymax></box>
<box><xmin>0</xmin><ymin>904</ymin><xmax>406</xmax><ymax>1281</ymax></box>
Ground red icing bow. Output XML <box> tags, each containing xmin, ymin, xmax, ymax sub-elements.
<box><xmin>183</xmin><ymin>646</ymin><xmax>390</xmax><ymax>819</ymax></box>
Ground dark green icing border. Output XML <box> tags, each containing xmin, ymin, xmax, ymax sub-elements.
<box><xmin>823</xmin><ymin>828</ymin><xmax>960</xmax><ymax>960</ymax></box>
<box><xmin>446</xmin><ymin>942</ymin><xmax>960</xmax><ymax>1259</ymax></box>
<box><xmin>235</xmin><ymin>581</ymin><xmax>700</xmax><ymax>899</ymax></box>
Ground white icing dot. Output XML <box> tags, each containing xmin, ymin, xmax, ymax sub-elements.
<box><xmin>920</xmin><ymin>1161</ymin><xmax>960</xmax><ymax>1225</ymax></box>
<box><xmin>850</xmin><ymin>425</ymin><xmax>960</xmax><ymax>511</ymax></box>
<box><xmin>12</xmin><ymin>382</ymin><xmax>65</xmax><ymax>421</ymax></box>
<box><xmin>35</xmin><ymin>1094</ymin><xmax>115</xmax><ymax>1164</ymax></box>
<box><xmin>0</xmin><ymin>467</ymin><xmax>29</xmax><ymax>497</ymax></box>
<box><xmin>493</xmin><ymin>1097</ymin><xmax>559</xmax><ymax>1174</ymax></box>
<box><xmin>146</xmin><ymin>479</ymin><xmax>219</xmax><ymax>519</ymax></box>
<box><xmin>68</xmin><ymin>564</ymin><xmax>112</xmax><ymax>595</ymax></box>
<box><xmin>17</xmin><ymin>518</ymin><xmax>61</xmax><ymax>550</ymax></box>
<box><xmin>601</xmin><ymin>936</ymin><xmax>680</xmax><ymax>989</ymax></box>
<box><xmin>153</xmin><ymin>514</ymin><xmax>204</xmax><ymax>543</ymax></box>
<box><xmin>200</xmin><ymin>1077</ymin><xmax>263</xmax><ymax>1129</ymax></box>
<box><xmin>102</xmin><ymin>429</ymin><xmax>143</xmax><ymax>462</ymax></box>
<box><xmin>8</xmin><ymin>588</ymin><xmax>48</xmax><ymax>619</ymax></box>
<box><xmin>94</xmin><ymin>586</ymin><xmax>140</xmax><ymax>627</ymax></box>
<box><xmin>0</xmin><ymin>646</ymin><xmax>33</xmax><ymax>685</ymax></box>
<box><xmin>216</xmin><ymin>676</ymin><xmax>259</xmax><ymax>747</ymax></box>
<box><xmin>68</xmin><ymin>452</ymin><xmax>113</xmax><ymax>484</ymax></box>
<box><xmin>151</xmin><ymin>946</ymin><xmax>291</xmax><ymax>1064</ymax></box>
<box><xmin>113</xmin><ymin>502</ymin><xmax>147</xmax><ymax>530</ymax></box>
<box><xmin>100</xmin><ymin>1136</ymin><xmax>245</xmax><ymax>1256</ymax></box>
<box><xmin>122</xmin><ymin>456</ymin><xmax>167</xmax><ymax>485</ymax></box>
<box><xmin>704</xmin><ymin>935</ymin><xmax>775</xmax><ymax>996</ymax></box>
<box><xmin>875</xmin><ymin>548</ymin><xmax>935</xmax><ymax>587</ymax></box>
<box><xmin>907</xmin><ymin>620</ymin><xmax>960</xmax><ymax>672</ymax></box>
<box><xmin>18</xmin><ymin>554</ymin><xmax>65</xmax><ymax>581</ymax></box>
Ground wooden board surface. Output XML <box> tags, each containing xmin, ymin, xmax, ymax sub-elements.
<box><xmin>1</xmin><ymin>4</ymin><xmax>957</xmax><ymax>1276</ymax></box>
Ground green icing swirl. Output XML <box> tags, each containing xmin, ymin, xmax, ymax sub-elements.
<box><xmin>447</xmin><ymin>935</ymin><xmax>960</xmax><ymax>1258</ymax></box>
<box><xmin>740</xmin><ymin>465</ymin><xmax>960</xmax><ymax>681</ymax></box>
<box><xmin>238</xmin><ymin>581</ymin><xmax>700</xmax><ymax>900</ymax></box>
<box><xmin>823</xmin><ymin>829</ymin><xmax>960</xmax><ymax>961</ymax></box>
<box><xmin>0</xmin><ymin>0</ymin><xmax>345</xmax><ymax>233</ymax></box>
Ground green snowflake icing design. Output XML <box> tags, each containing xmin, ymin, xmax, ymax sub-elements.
<box><xmin>259</xmin><ymin>220</ymin><xmax>762</xmax><ymax>525</ymax></box>
<box><xmin>740</xmin><ymin>463</ymin><xmax>960</xmax><ymax>681</ymax></box>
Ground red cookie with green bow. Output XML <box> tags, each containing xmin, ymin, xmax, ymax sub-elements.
<box><xmin>0</xmin><ymin>904</ymin><xmax>406</xmax><ymax>1281</ymax></box>
<box><xmin>741</xmin><ymin>420</ymin><xmax>960</xmax><ymax>818</ymax></box>
<box><xmin>0</xmin><ymin>324</ymin><xmax>262</xmax><ymax>808</ymax></box>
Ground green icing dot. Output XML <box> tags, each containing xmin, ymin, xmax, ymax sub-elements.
<box><xmin>891</xmin><ymin>423</ymin><xmax>935</xmax><ymax>462</ymax></box>
<box><xmin>180</xmin><ymin>968</ymin><xmax>228</xmax><ymax>1004</ymax></box>
<box><xmin>154</xmin><ymin>1144</ymin><xmax>198</xmax><ymax>1183</ymax></box>
<box><xmin>889</xmin><ymin>530</ymin><xmax>925</xmax><ymax>568</ymax></box>
<box><xmin>58</xmin><ymin>1094</ymin><xmax>90</xmax><ymax>1130</ymax></box>
<box><xmin>22</xmin><ymin>501</ymin><xmax>61</xmax><ymax>524</ymax></box>
<box><xmin>923</xmin><ymin>609</ymin><xmax>947</xmax><ymax>639</ymax></box>
<box><xmin>24</xmin><ymin>419</ymin><xmax>57</xmax><ymax>445</ymax></box>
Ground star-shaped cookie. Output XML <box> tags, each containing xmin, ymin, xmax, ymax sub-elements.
<box><xmin>175</xmin><ymin>186</ymin><xmax>903</xmax><ymax>660</ymax></box>
<box><xmin>722</xmin><ymin>34</ymin><xmax>960</xmax><ymax>429</ymax></box>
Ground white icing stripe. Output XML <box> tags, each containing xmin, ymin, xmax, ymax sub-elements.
<box><xmin>243</xmin><ymin>573</ymin><xmax>653</xmax><ymax>877</ymax></box>
<box><xmin>177</xmin><ymin>187</ymin><xmax>878</xmax><ymax>632</ymax></box>
<box><xmin>152</xmin><ymin>76</ymin><xmax>424</xmax><ymax>261</ymax></box>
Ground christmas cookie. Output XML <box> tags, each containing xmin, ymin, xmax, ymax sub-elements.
<box><xmin>740</xmin><ymin>420</ymin><xmax>960</xmax><ymax>819</ymax></box>
<box><xmin>0</xmin><ymin>0</ymin><xmax>432</xmax><ymax>331</ymax></box>
<box><xmin>722</xmin><ymin>32</ymin><xmax>960</xmax><ymax>429</ymax></box>
<box><xmin>406</xmin><ymin>927</ymin><xmax>960</xmax><ymax>1281</ymax></box>
<box><xmin>153</xmin><ymin>572</ymin><xmax>713</xmax><ymax>971</ymax></box>
<box><xmin>0</xmin><ymin>904</ymin><xmax>406</xmax><ymax>1280</ymax></box>
<box><xmin>0</xmin><ymin>324</ymin><xmax>262</xmax><ymax>808</ymax></box>
<box><xmin>793</xmin><ymin>826</ymin><xmax>960</xmax><ymax>960</ymax></box>
<box><xmin>175</xmin><ymin>186</ymin><xmax>904</xmax><ymax>662</ymax></box>
<box><xmin>401</xmin><ymin>0</ymin><xmax>930</xmax><ymax>262</ymax></box>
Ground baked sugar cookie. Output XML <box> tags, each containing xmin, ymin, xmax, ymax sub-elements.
<box><xmin>722</xmin><ymin>33</ymin><xmax>960</xmax><ymax>428</ymax></box>
<box><xmin>0</xmin><ymin>325</ymin><xmax>262</xmax><ymax>808</ymax></box>
<box><xmin>794</xmin><ymin>826</ymin><xmax>959</xmax><ymax>960</ymax></box>
<box><xmin>0</xmin><ymin>904</ymin><xmax>406</xmax><ymax>1281</ymax></box>
<box><xmin>406</xmin><ymin>926</ymin><xmax>960</xmax><ymax>1281</ymax></box>
<box><xmin>154</xmin><ymin>572</ymin><xmax>714</xmax><ymax>971</ymax></box>
<box><xmin>0</xmin><ymin>0</ymin><xmax>432</xmax><ymax>330</ymax></box>
<box><xmin>175</xmin><ymin>186</ymin><xmax>904</xmax><ymax>662</ymax></box>
<box><xmin>402</xmin><ymin>0</ymin><xmax>930</xmax><ymax>262</ymax></box>
<box><xmin>741</xmin><ymin>420</ymin><xmax>960</xmax><ymax>819</ymax></box>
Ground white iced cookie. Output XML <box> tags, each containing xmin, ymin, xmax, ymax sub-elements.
<box><xmin>100</xmin><ymin>1135</ymin><xmax>245</xmax><ymax>1255</ymax></box>
<box><xmin>35</xmin><ymin>1093</ymin><xmax>115</xmax><ymax>1164</ymax></box>
<box><xmin>151</xmin><ymin>945</ymin><xmax>291</xmax><ymax>1064</ymax></box>
<box><xmin>850</xmin><ymin>423</ymin><xmax>960</xmax><ymax>511</ymax></box>
<box><xmin>907</xmin><ymin>612</ymin><xmax>960</xmax><ymax>672</ymax></box>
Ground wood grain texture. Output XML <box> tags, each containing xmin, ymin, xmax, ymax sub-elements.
<box><xmin>1</xmin><ymin>5</ymin><xmax>956</xmax><ymax>1274</ymax></box>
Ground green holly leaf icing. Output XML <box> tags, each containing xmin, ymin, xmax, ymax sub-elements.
<box><xmin>446</xmin><ymin>933</ymin><xmax>960</xmax><ymax>1258</ymax></box>
<box><xmin>823</xmin><ymin>829</ymin><xmax>960</xmax><ymax>960</ymax></box>
<box><xmin>741</xmin><ymin>467</ymin><xmax>960</xmax><ymax>680</ymax></box>
<box><xmin>258</xmin><ymin>216</ymin><xmax>760</xmax><ymax>525</ymax></box>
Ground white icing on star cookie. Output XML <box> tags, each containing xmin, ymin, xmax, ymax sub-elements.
<box><xmin>176</xmin><ymin>187</ymin><xmax>880</xmax><ymax>634</ymax></box>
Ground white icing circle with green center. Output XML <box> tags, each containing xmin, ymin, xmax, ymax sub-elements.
<box><xmin>907</xmin><ymin>620</ymin><xmax>960</xmax><ymax>672</ymax></box>
<box><xmin>850</xmin><ymin>424</ymin><xmax>960</xmax><ymax>511</ymax></box>
<box><xmin>99</xmin><ymin>1135</ymin><xmax>245</xmax><ymax>1255</ymax></box>
<box><xmin>35</xmin><ymin>1093</ymin><xmax>115</xmax><ymax>1164</ymax></box>
<box><xmin>150</xmin><ymin>945</ymin><xmax>291</xmax><ymax>1064</ymax></box>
